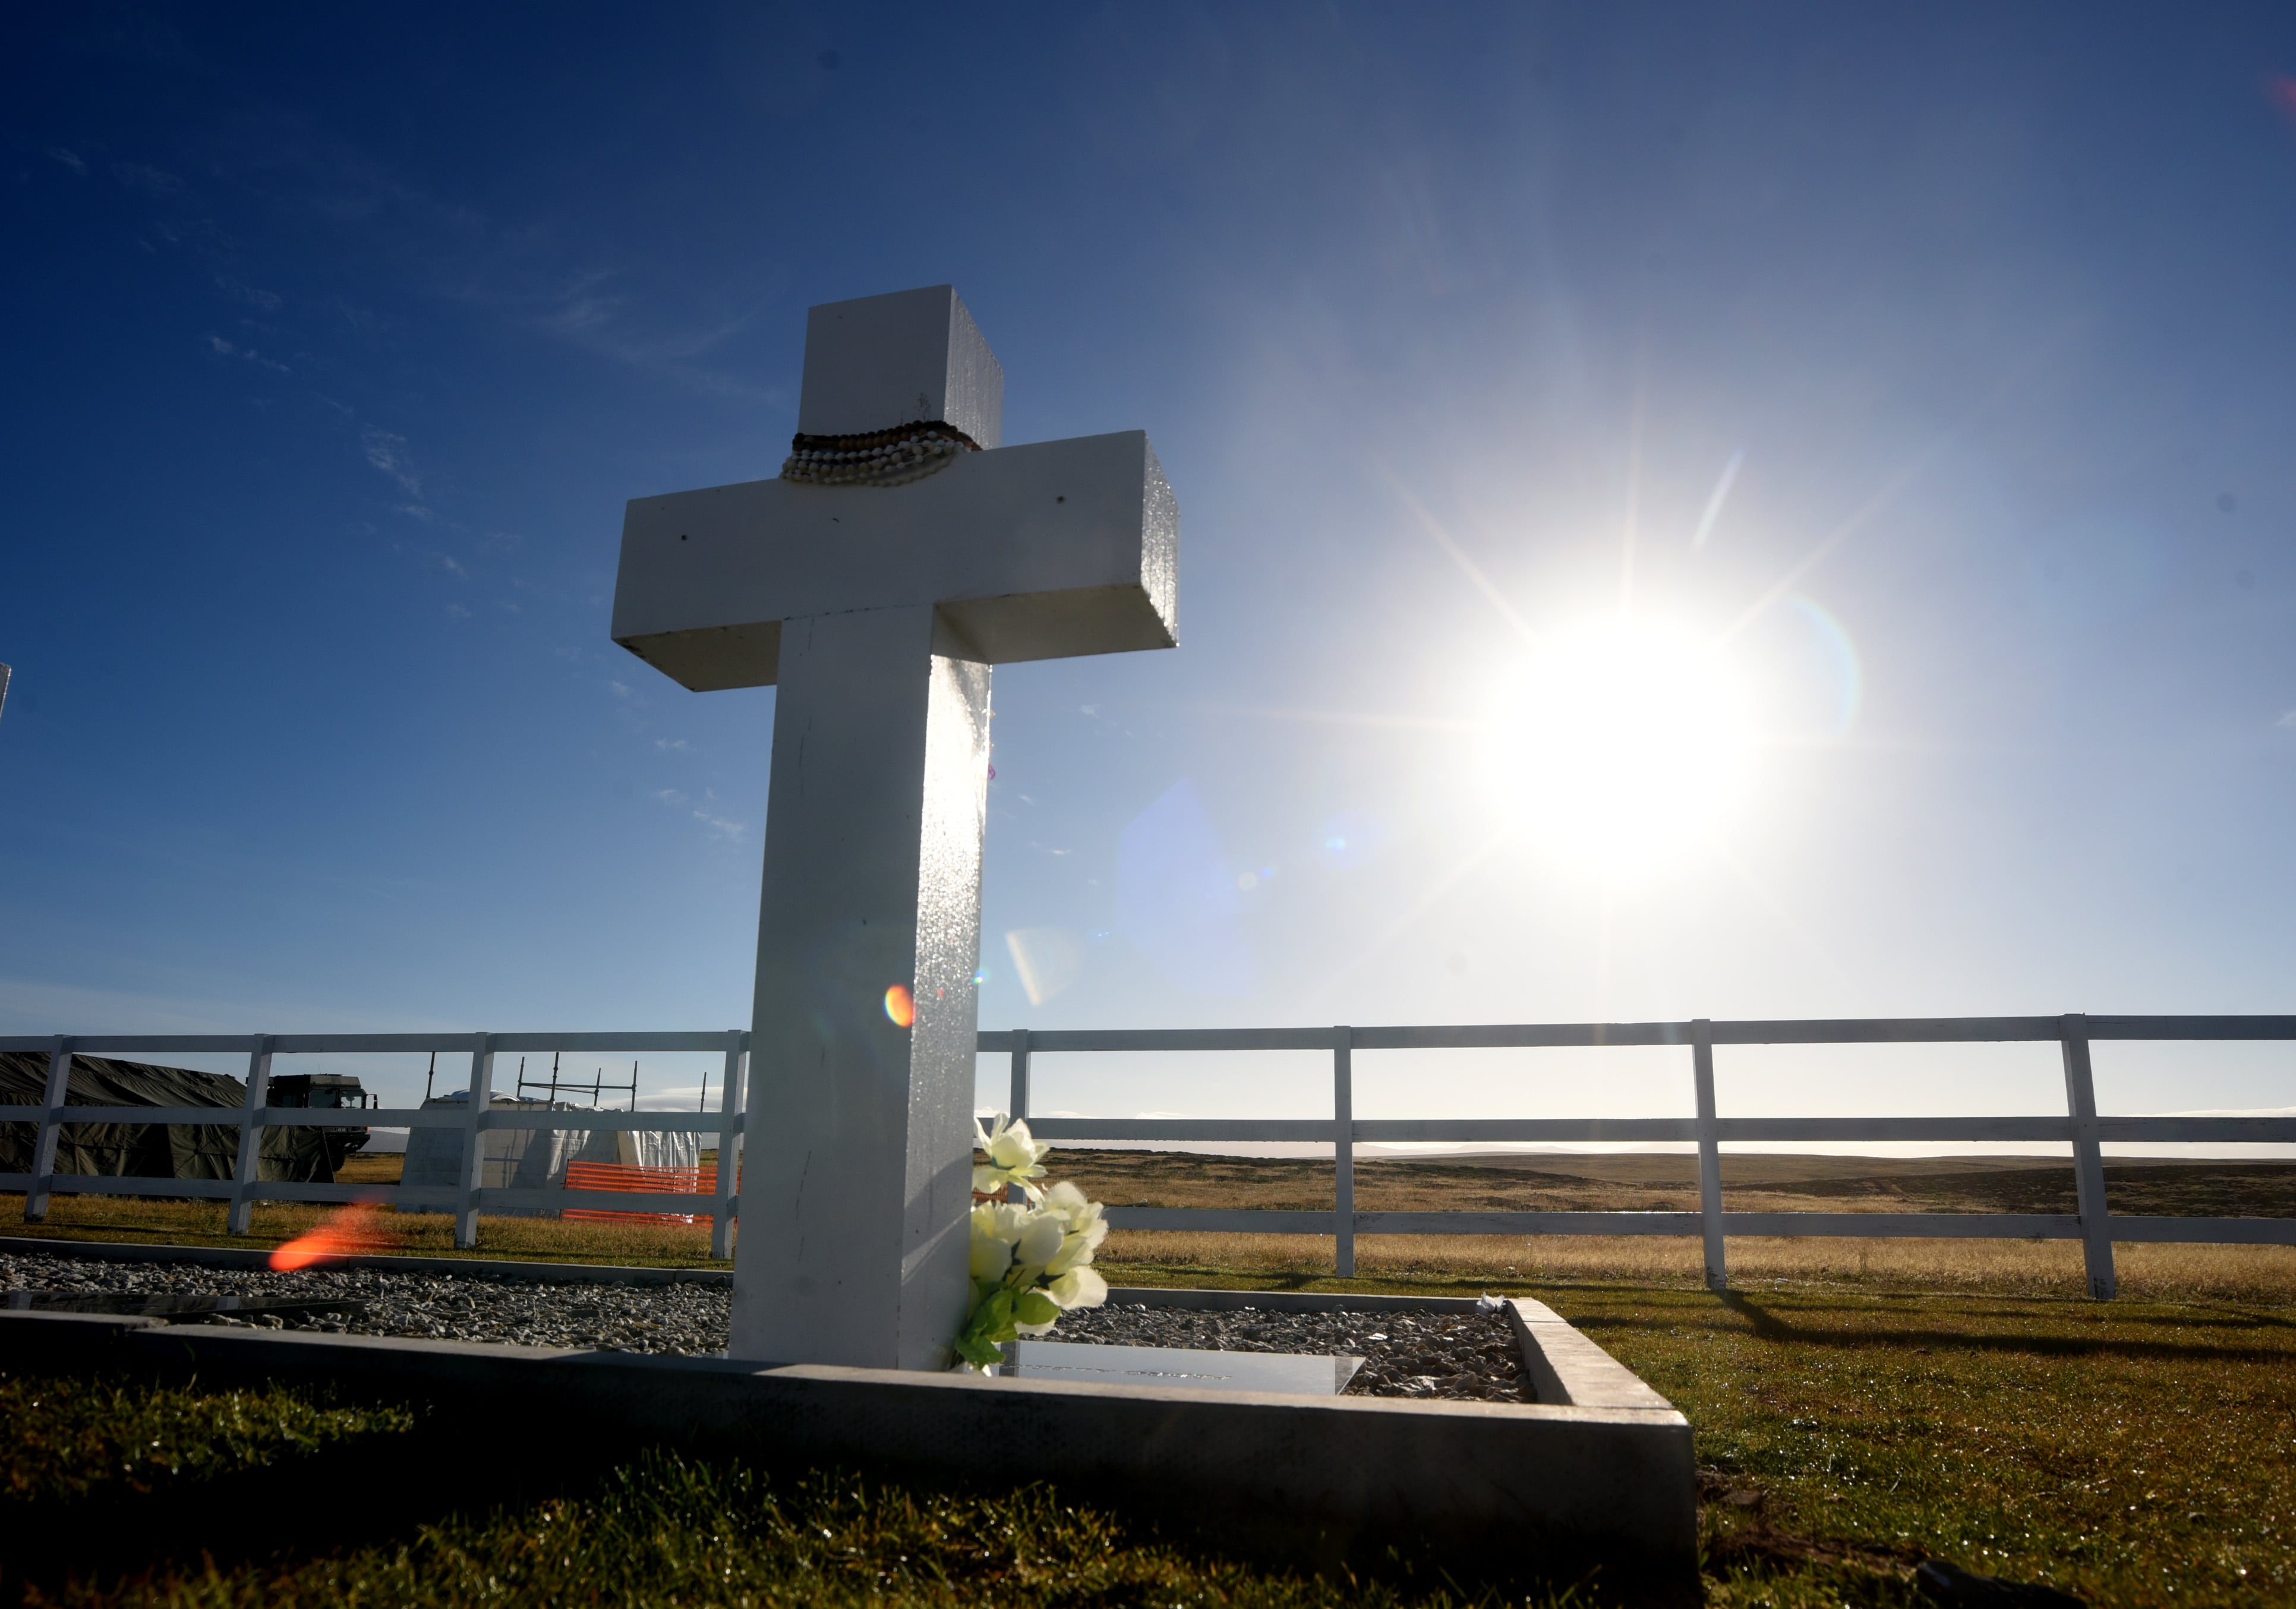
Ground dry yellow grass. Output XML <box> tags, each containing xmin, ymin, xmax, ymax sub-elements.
<box><xmin>1053</xmin><ymin>1147</ymin><xmax>2296</xmax><ymax>1219</ymax></box>
<box><xmin>8</xmin><ymin>1146</ymin><xmax>2295</xmax><ymax>1301</ymax></box>
<box><xmin>1065</xmin><ymin>1147</ymin><xmax>2296</xmax><ymax>1305</ymax></box>
<box><xmin>2</xmin><ymin>1189</ymin><xmax>721</xmax><ymax>1267</ymax></box>
<box><xmin>0</xmin><ymin>1151</ymin><xmax>723</xmax><ymax>1264</ymax></box>
<box><xmin>1099</xmin><ymin>1230</ymin><xmax>2296</xmax><ymax>1305</ymax></box>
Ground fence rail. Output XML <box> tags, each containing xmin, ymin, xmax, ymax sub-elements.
<box><xmin>983</xmin><ymin>1012</ymin><xmax>2296</xmax><ymax>1298</ymax></box>
<box><xmin>3</xmin><ymin>1029</ymin><xmax>753</xmax><ymax>1258</ymax></box>
<box><xmin>5</xmin><ymin>1014</ymin><xmax>2293</xmax><ymax>1296</ymax></box>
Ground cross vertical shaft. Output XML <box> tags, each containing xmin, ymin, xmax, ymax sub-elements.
<box><xmin>730</xmin><ymin>605</ymin><xmax>992</xmax><ymax>1365</ymax></box>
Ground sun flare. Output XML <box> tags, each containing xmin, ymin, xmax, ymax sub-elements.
<box><xmin>1486</xmin><ymin>615</ymin><xmax>1749</xmax><ymax>874</ymax></box>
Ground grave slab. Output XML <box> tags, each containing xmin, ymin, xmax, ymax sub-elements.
<box><xmin>0</xmin><ymin>1291</ymin><xmax>1694</xmax><ymax>1573</ymax></box>
<box><xmin>1004</xmin><ymin>1339</ymin><xmax>1362</xmax><ymax>1395</ymax></box>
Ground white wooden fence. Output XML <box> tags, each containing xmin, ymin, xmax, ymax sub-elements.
<box><xmin>6</xmin><ymin>1013</ymin><xmax>2293</xmax><ymax>1298</ymax></box>
<box><xmin>1</xmin><ymin>1031</ymin><xmax>750</xmax><ymax>1258</ymax></box>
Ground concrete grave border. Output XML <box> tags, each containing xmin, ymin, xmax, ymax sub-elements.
<box><xmin>0</xmin><ymin>1248</ymin><xmax>1692</xmax><ymax>1570</ymax></box>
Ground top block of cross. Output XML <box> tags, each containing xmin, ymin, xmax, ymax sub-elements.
<box><xmin>610</xmin><ymin>285</ymin><xmax>1178</xmax><ymax>691</ymax></box>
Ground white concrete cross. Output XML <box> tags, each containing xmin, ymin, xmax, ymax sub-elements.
<box><xmin>611</xmin><ymin>286</ymin><xmax>1178</xmax><ymax>1369</ymax></box>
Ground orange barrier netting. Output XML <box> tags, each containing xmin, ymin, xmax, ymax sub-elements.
<box><xmin>562</xmin><ymin>1160</ymin><xmax>724</xmax><ymax>1225</ymax></box>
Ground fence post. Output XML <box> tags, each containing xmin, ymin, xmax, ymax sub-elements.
<box><xmin>226</xmin><ymin>1034</ymin><xmax>275</xmax><ymax>1236</ymax></box>
<box><xmin>1007</xmin><ymin>1030</ymin><xmax>1031</xmax><ymax>1122</ymax></box>
<box><xmin>710</xmin><ymin>1030</ymin><xmax>746</xmax><ymax>1261</ymax></box>
<box><xmin>1333</xmin><ymin>1026</ymin><xmax>1355</xmax><ymax>1278</ymax></box>
<box><xmin>1692</xmin><ymin>1019</ymin><xmax>1727</xmax><ymax>1291</ymax></box>
<box><xmin>2060</xmin><ymin>1012</ymin><xmax>2117</xmax><ymax>1299</ymax></box>
<box><xmin>455</xmin><ymin>1032</ymin><xmax>496</xmax><ymax>1250</ymax></box>
<box><xmin>23</xmin><ymin>1036</ymin><xmax>74</xmax><ymax>1223</ymax></box>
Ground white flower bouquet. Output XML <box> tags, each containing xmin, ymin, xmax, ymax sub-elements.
<box><xmin>954</xmin><ymin>1114</ymin><xmax>1110</xmax><ymax>1371</ymax></box>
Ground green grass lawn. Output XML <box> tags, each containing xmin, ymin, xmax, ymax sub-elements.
<box><xmin>1553</xmin><ymin>1280</ymin><xmax>2294</xmax><ymax>1607</ymax></box>
<box><xmin>4</xmin><ymin>1267</ymin><xmax>2290</xmax><ymax>1606</ymax></box>
<box><xmin>1099</xmin><ymin>1263</ymin><xmax>2296</xmax><ymax>1607</ymax></box>
<box><xmin>0</xmin><ymin>1383</ymin><xmax>1571</xmax><ymax>1609</ymax></box>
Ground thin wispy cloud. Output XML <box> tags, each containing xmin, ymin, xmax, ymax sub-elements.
<box><xmin>281</xmin><ymin>130</ymin><xmax>773</xmax><ymax>393</ymax></box>
<box><xmin>205</xmin><ymin>334</ymin><xmax>289</xmax><ymax>373</ymax></box>
<box><xmin>360</xmin><ymin>427</ymin><xmax>422</xmax><ymax>497</ymax></box>
<box><xmin>111</xmin><ymin>161</ymin><xmax>183</xmax><ymax>195</ymax></box>
<box><xmin>692</xmin><ymin>810</ymin><xmax>746</xmax><ymax>842</ymax></box>
<box><xmin>688</xmin><ymin>790</ymin><xmax>746</xmax><ymax>842</ymax></box>
<box><xmin>215</xmin><ymin>276</ymin><xmax>282</xmax><ymax>311</ymax></box>
<box><xmin>650</xmin><ymin>783</ymin><xmax>741</xmax><ymax>842</ymax></box>
<box><xmin>81</xmin><ymin>117</ymin><xmax>771</xmax><ymax>401</ymax></box>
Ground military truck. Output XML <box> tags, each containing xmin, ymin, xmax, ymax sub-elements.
<box><xmin>265</xmin><ymin>1073</ymin><xmax>377</xmax><ymax>1170</ymax></box>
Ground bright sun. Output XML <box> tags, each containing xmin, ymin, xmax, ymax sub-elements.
<box><xmin>1486</xmin><ymin>614</ymin><xmax>1750</xmax><ymax>875</ymax></box>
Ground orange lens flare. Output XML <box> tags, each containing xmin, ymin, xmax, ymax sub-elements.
<box><xmin>884</xmin><ymin>984</ymin><xmax>916</xmax><ymax>1028</ymax></box>
<box><xmin>269</xmin><ymin>1201</ymin><xmax>393</xmax><ymax>1271</ymax></box>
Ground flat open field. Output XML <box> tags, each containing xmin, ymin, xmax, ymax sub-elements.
<box><xmin>7</xmin><ymin>1149</ymin><xmax>2294</xmax><ymax>1301</ymax></box>
<box><xmin>1058</xmin><ymin>1147</ymin><xmax>2296</xmax><ymax>1219</ymax></box>
<box><xmin>0</xmin><ymin>1153</ymin><xmax>723</xmax><ymax>1267</ymax></box>
<box><xmin>1066</xmin><ymin>1149</ymin><xmax>2296</xmax><ymax>1305</ymax></box>
<box><xmin>4</xmin><ymin>1151</ymin><xmax>2295</xmax><ymax>1604</ymax></box>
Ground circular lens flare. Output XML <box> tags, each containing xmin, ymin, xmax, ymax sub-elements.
<box><xmin>1487</xmin><ymin>615</ymin><xmax>1748</xmax><ymax>873</ymax></box>
<box><xmin>884</xmin><ymin>985</ymin><xmax>916</xmax><ymax>1028</ymax></box>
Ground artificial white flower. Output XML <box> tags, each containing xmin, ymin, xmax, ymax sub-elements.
<box><xmin>1036</xmin><ymin>1181</ymin><xmax>1108</xmax><ymax>1274</ymax></box>
<box><xmin>986</xmin><ymin>1116</ymin><xmax>1049</xmax><ymax>1173</ymax></box>
<box><xmin>978</xmin><ymin>1201</ymin><xmax>1027</xmax><ymax>1243</ymax></box>
<box><xmin>951</xmin><ymin>1136</ymin><xmax>1111</xmax><ymax>1370</ymax></box>
<box><xmin>969</xmin><ymin>1206</ymin><xmax>1014</xmax><ymax>1281</ymax></box>
<box><xmin>1040</xmin><ymin>1179</ymin><xmax>1098</xmax><ymax>1224</ymax></box>
<box><xmin>973</xmin><ymin>1113</ymin><xmax>1052</xmax><ymax>1200</ymax></box>
<box><xmin>1015</xmin><ymin>1209</ymin><xmax>1067</xmax><ymax>1269</ymax></box>
<box><xmin>1048</xmin><ymin>1266</ymin><xmax>1109</xmax><ymax>1310</ymax></box>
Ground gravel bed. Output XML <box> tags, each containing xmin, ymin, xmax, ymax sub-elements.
<box><xmin>1</xmin><ymin>1252</ymin><xmax>1532</xmax><ymax>1402</ymax></box>
<box><xmin>0</xmin><ymin>1250</ymin><xmax>731</xmax><ymax>1355</ymax></box>
<box><xmin>1047</xmin><ymin>1302</ymin><xmax>1532</xmax><ymax>1402</ymax></box>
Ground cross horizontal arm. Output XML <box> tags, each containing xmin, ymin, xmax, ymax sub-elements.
<box><xmin>613</xmin><ymin>431</ymin><xmax>1178</xmax><ymax>691</ymax></box>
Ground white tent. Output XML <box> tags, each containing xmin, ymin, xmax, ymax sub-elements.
<box><xmin>399</xmin><ymin>1094</ymin><xmax>702</xmax><ymax>1216</ymax></box>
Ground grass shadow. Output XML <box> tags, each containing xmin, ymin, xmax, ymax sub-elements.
<box><xmin>1568</xmin><ymin>1290</ymin><xmax>2296</xmax><ymax>1365</ymax></box>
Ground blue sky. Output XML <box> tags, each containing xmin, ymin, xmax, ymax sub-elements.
<box><xmin>4</xmin><ymin>5</ymin><xmax>2294</xmax><ymax>1135</ymax></box>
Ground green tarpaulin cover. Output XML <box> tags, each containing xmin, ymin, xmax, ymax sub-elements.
<box><xmin>0</xmin><ymin>1053</ymin><xmax>335</xmax><ymax>1184</ymax></box>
